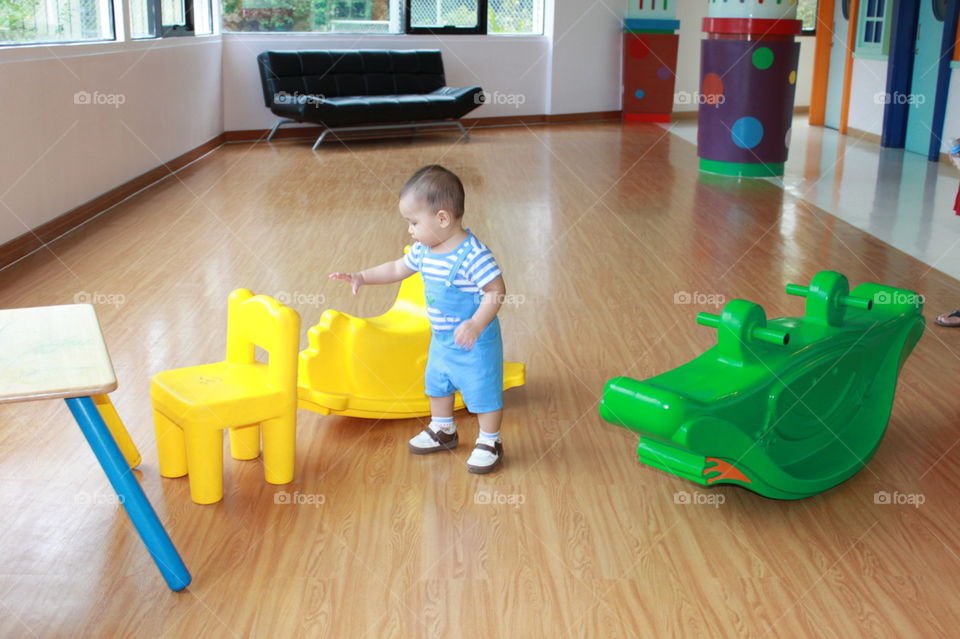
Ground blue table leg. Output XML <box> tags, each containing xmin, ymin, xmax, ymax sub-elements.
<box><xmin>65</xmin><ymin>396</ymin><xmax>192</xmax><ymax>591</ymax></box>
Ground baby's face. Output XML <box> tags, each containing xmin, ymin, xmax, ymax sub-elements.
<box><xmin>399</xmin><ymin>193</ymin><xmax>447</xmax><ymax>247</ymax></box>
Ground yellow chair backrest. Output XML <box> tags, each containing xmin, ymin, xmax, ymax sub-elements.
<box><xmin>225</xmin><ymin>289</ymin><xmax>300</xmax><ymax>391</ymax></box>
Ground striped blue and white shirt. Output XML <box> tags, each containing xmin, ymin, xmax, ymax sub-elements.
<box><xmin>403</xmin><ymin>235</ymin><xmax>502</xmax><ymax>332</ymax></box>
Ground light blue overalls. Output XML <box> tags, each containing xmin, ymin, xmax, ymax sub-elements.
<box><xmin>421</xmin><ymin>232</ymin><xmax>503</xmax><ymax>413</ymax></box>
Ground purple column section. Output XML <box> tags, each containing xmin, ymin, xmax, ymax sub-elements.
<box><xmin>697</xmin><ymin>39</ymin><xmax>800</xmax><ymax>166</ymax></box>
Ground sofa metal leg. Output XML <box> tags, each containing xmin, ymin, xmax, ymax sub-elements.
<box><xmin>312</xmin><ymin>129</ymin><xmax>331</xmax><ymax>151</ymax></box>
<box><xmin>309</xmin><ymin>121</ymin><xmax>469</xmax><ymax>150</ymax></box>
<box><xmin>267</xmin><ymin>118</ymin><xmax>296</xmax><ymax>142</ymax></box>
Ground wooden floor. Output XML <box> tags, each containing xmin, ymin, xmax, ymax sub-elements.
<box><xmin>2</xmin><ymin>123</ymin><xmax>960</xmax><ymax>638</ymax></box>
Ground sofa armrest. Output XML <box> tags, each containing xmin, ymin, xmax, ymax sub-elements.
<box><xmin>432</xmin><ymin>86</ymin><xmax>483</xmax><ymax>102</ymax></box>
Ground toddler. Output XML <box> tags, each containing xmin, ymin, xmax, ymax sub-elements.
<box><xmin>330</xmin><ymin>165</ymin><xmax>506</xmax><ymax>473</ymax></box>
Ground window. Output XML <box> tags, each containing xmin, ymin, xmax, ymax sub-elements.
<box><xmin>222</xmin><ymin>0</ymin><xmax>401</xmax><ymax>33</ymax></box>
<box><xmin>130</xmin><ymin>0</ymin><xmax>213</xmax><ymax>38</ymax></box>
<box><xmin>0</xmin><ymin>0</ymin><xmax>114</xmax><ymax>46</ymax></box>
<box><xmin>220</xmin><ymin>0</ymin><xmax>541</xmax><ymax>34</ymax></box>
<box><xmin>407</xmin><ymin>0</ymin><xmax>483</xmax><ymax>33</ymax></box>
<box><xmin>405</xmin><ymin>0</ymin><xmax>542</xmax><ymax>34</ymax></box>
<box><xmin>797</xmin><ymin>0</ymin><xmax>818</xmax><ymax>34</ymax></box>
<box><xmin>856</xmin><ymin>0</ymin><xmax>891</xmax><ymax>59</ymax></box>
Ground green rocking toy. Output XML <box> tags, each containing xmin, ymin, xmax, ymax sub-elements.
<box><xmin>599</xmin><ymin>271</ymin><xmax>925</xmax><ymax>500</ymax></box>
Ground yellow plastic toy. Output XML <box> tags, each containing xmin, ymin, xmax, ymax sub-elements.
<box><xmin>151</xmin><ymin>289</ymin><xmax>300</xmax><ymax>504</ymax></box>
<box><xmin>298</xmin><ymin>269</ymin><xmax>526</xmax><ymax>418</ymax></box>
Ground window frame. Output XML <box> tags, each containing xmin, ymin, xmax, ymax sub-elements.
<box><xmin>855</xmin><ymin>0</ymin><xmax>892</xmax><ymax>60</ymax></box>
<box><xmin>799</xmin><ymin>0</ymin><xmax>819</xmax><ymax>37</ymax></box>
<box><xmin>133</xmin><ymin>0</ymin><xmax>215</xmax><ymax>40</ymax></box>
<box><xmin>404</xmin><ymin>0</ymin><xmax>488</xmax><ymax>35</ymax></box>
<box><xmin>155</xmin><ymin>0</ymin><xmax>196</xmax><ymax>37</ymax></box>
<box><xmin>0</xmin><ymin>0</ymin><xmax>117</xmax><ymax>47</ymax></box>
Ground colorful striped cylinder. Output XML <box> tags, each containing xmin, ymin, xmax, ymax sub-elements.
<box><xmin>622</xmin><ymin>1</ymin><xmax>680</xmax><ymax>123</ymax></box>
<box><xmin>698</xmin><ymin>0</ymin><xmax>801</xmax><ymax>177</ymax></box>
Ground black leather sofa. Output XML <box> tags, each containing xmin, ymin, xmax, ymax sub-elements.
<box><xmin>257</xmin><ymin>50</ymin><xmax>483</xmax><ymax>148</ymax></box>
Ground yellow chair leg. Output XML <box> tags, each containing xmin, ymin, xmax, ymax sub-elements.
<box><xmin>229</xmin><ymin>425</ymin><xmax>260</xmax><ymax>461</ymax></box>
<box><xmin>153</xmin><ymin>409</ymin><xmax>187</xmax><ymax>478</ymax></box>
<box><xmin>93</xmin><ymin>394</ymin><xmax>141</xmax><ymax>468</ymax></box>
<box><xmin>184</xmin><ymin>425</ymin><xmax>224</xmax><ymax>504</ymax></box>
<box><xmin>261</xmin><ymin>415</ymin><xmax>295</xmax><ymax>485</ymax></box>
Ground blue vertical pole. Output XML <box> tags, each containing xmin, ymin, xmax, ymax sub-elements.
<box><xmin>65</xmin><ymin>396</ymin><xmax>191</xmax><ymax>591</ymax></box>
<box><xmin>881</xmin><ymin>0</ymin><xmax>920</xmax><ymax>148</ymax></box>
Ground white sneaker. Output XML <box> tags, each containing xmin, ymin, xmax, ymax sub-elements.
<box><xmin>408</xmin><ymin>424</ymin><xmax>458</xmax><ymax>454</ymax></box>
<box><xmin>466</xmin><ymin>438</ymin><xmax>503</xmax><ymax>474</ymax></box>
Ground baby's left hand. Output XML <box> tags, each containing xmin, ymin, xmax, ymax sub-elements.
<box><xmin>454</xmin><ymin>319</ymin><xmax>482</xmax><ymax>350</ymax></box>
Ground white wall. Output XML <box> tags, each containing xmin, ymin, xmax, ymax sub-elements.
<box><xmin>847</xmin><ymin>58</ymin><xmax>888</xmax><ymax>136</ymax></box>
<box><xmin>0</xmin><ymin>38</ymin><xmax>223</xmax><ymax>245</ymax></box>
<box><xmin>545</xmin><ymin>0</ymin><xmax>623</xmax><ymax>115</ymax></box>
<box><xmin>222</xmin><ymin>34</ymin><xmax>550</xmax><ymax>131</ymax></box>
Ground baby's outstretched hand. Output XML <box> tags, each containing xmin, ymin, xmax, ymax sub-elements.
<box><xmin>454</xmin><ymin>319</ymin><xmax>481</xmax><ymax>350</ymax></box>
<box><xmin>329</xmin><ymin>272</ymin><xmax>364</xmax><ymax>295</ymax></box>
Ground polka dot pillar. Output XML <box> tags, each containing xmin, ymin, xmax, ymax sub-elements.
<box><xmin>698</xmin><ymin>37</ymin><xmax>801</xmax><ymax>173</ymax></box>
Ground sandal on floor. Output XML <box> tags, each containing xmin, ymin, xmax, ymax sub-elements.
<box><xmin>935</xmin><ymin>311</ymin><xmax>960</xmax><ymax>327</ymax></box>
<box><xmin>466</xmin><ymin>440</ymin><xmax>503</xmax><ymax>474</ymax></box>
<box><xmin>408</xmin><ymin>424</ymin><xmax>459</xmax><ymax>454</ymax></box>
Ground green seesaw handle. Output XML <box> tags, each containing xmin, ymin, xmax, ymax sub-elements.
<box><xmin>785</xmin><ymin>284</ymin><xmax>873</xmax><ymax>310</ymax></box>
<box><xmin>696</xmin><ymin>312</ymin><xmax>790</xmax><ymax>346</ymax></box>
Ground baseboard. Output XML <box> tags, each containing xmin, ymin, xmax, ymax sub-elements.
<box><xmin>846</xmin><ymin>126</ymin><xmax>883</xmax><ymax>147</ymax></box>
<box><xmin>224</xmin><ymin>110</ymin><xmax>624</xmax><ymax>142</ymax></box>
<box><xmin>0</xmin><ymin>134</ymin><xmax>225</xmax><ymax>271</ymax></box>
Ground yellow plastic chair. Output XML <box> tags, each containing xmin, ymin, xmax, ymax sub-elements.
<box><xmin>151</xmin><ymin>289</ymin><xmax>300</xmax><ymax>504</ymax></box>
<box><xmin>298</xmin><ymin>270</ymin><xmax>526</xmax><ymax>418</ymax></box>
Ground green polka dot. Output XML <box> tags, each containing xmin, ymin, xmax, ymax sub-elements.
<box><xmin>752</xmin><ymin>47</ymin><xmax>774</xmax><ymax>70</ymax></box>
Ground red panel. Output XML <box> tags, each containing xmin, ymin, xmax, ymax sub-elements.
<box><xmin>702</xmin><ymin>18</ymin><xmax>802</xmax><ymax>36</ymax></box>
<box><xmin>622</xmin><ymin>32</ymin><xmax>680</xmax><ymax>119</ymax></box>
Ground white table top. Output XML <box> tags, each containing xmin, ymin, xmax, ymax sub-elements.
<box><xmin>0</xmin><ymin>304</ymin><xmax>117</xmax><ymax>403</ymax></box>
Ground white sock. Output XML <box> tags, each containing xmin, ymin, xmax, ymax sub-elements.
<box><xmin>431</xmin><ymin>416</ymin><xmax>456</xmax><ymax>434</ymax></box>
<box><xmin>478</xmin><ymin>429</ymin><xmax>500</xmax><ymax>443</ymax></box>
